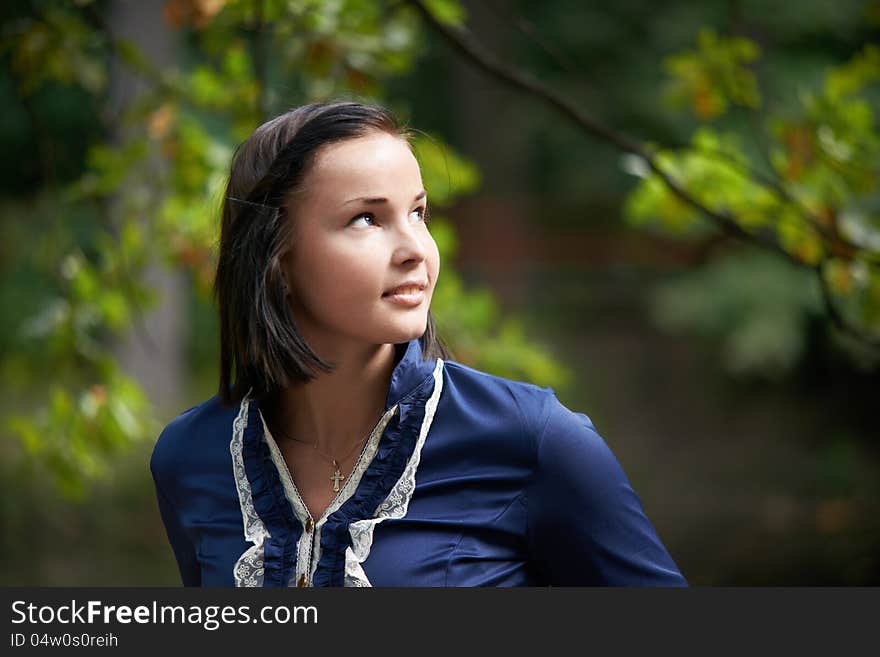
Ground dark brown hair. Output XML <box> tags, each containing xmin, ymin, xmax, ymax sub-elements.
<box><xmin>212</xmin><ymin>101</ymin><xmax>451</xmax><ymax>407</ymax></box>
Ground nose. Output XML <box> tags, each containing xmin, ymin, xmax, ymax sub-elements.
<box><xmin>390</xmin><ymin>219</ymin><xmax>428</xmax><ymax>266</ymax></box>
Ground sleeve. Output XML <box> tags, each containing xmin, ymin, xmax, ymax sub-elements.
<box><xmin>151</xmin><ymin>451</ymin><xmax>202</xmax><ymax>587</ymax></box>
<box><xmin>526</xmin><ymin>392</ymin><xmax>687</xmax><ymax>586</ymax></box>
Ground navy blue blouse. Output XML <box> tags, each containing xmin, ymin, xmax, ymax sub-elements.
<box><xmin>150</xmin><ymin>338</ymin><xmax>687</xmax><ymax>587</ymax></box>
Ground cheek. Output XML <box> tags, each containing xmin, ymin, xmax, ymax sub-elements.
<box><xmin>293</xmin><ymin>244</ymin><xmax>379</xmax><ymax>304</ymax></box>
<box><xmin>427</xmin><ymin>235</ymin><xmax>441</xmax><ymax>283</ymax></box>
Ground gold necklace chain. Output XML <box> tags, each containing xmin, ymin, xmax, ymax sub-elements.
<box><xmin>270</xmin><ymin>408</ymin><xmax>384</xmax><ymax>493</ymax></box>
<box><xmin>280</xmin><ymin>430</ymin><xmax>369</xmax><ymax>466</ymax></box>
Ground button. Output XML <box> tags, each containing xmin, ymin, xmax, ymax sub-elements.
<box><xmin>297</xmin><ymin>574</ymin><xmax>306</xmax><ymax>587</ymax></box>
<box><xmin>305</xmin><ymin>518</ymin><xmax>313</xmax><ymax>533</ymax></box>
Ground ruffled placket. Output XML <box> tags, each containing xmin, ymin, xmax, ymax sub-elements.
<box><xmin>230</xmin><ymin>338</ymin><xmax>444</xmax><ymax>587</ymax></box>
<box><xmin>240</xmin><ymin>394</ymin><xmax>303</xmax><ymax>587</ymax></box>
<box><xmin>312</xmin><ymin>375</ymin><xmax>438</xmax><ymax>587</ymax></box>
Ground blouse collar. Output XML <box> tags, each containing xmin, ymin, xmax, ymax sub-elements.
<box><xmin>384</xmin><ymin>337</ymin><xmax>438</xmax><ymax>409</ymax></box>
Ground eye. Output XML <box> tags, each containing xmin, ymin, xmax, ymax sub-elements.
<box><xmin>348</xmin><ymin>212</ymin><xmax>376</xmax><ymax>228</ymax></box>
<box><xmin>411</xmin><ymin>206</ymin><xmax>431</xmax><ymax>224</ymax></box>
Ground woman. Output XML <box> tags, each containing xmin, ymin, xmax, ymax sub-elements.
<box><xmin>151</xmin><ymin>101</ymin><xmax>687</xmax><ymax>587</ymax></box>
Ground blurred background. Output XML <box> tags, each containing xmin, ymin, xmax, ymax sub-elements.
<box><xmin>1</xmin><ymin>0</ymin><xmax>879</xmax><ymax>585</ymax></box>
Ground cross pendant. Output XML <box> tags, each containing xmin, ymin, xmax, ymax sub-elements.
<box><xmin>330</xmin><ymin>467</ymin><xmax>345</xmax><ymax>492</ymax></box>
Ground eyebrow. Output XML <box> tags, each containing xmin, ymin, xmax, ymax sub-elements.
<box><xmin>343</xmin><ymin>190</ymin><xmax>427</xmax><ymax>206</ymax></box>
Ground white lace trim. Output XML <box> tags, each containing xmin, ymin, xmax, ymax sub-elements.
<box><xmin>308</xmin><ymin>405</ymin><xmax>398</xmax><ymax>585</ymax></box>
<box><xmin>261</xmin><ymin>398</ymin><xmax>400</xmax><ymax>586</ymax></box>
<box><xmin>261</xmin><ymin>417</ymin><xmax>314</xmax><ymax>586</ymax></box>
<box><xmin>230</xmin><ymin>391</ymin><xmax>269</xmax><ymax>587</ymax></box>
<box><xmin>344</xmin><ymin>358</ymin><xmax>445</xmax><ymax>587</ymax></box>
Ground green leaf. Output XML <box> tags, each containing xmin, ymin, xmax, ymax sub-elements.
<box><xmin>411</xmin><ymin>134</ymin><xmax>481</xmax><ymax>206</ymax></box>
<box><xmin>825</xmin><ymin>44</ymin><xmax>880</xmax><ymax>100</ymax></box>
<box><xmin>663</xmin><ymin>27</ymin><xmax>762</xmax><ymax>119</ymax></box>
<box><xmin>419</xmin><ymin>0</ymin><xmax>467</xmax><ymax>27</ymax></box>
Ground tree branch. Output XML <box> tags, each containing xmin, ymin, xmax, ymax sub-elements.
<box><xmin>662</xmin><ymin>140</ymin><xmax>880</xmax><ymax>265</ymax></box>
<box><xmin>817</xmin><ymin>267</ymin><xmax>880</xmax><ymax>350</ymax></box>
<box><xmin>483</xmin><ymin>0</ymin><xmax>583</xmax><ymax>81</ymax></box>
<box><xmin>406</xmin><ymin>0</ymin><xmax>880</xmax><ymax>348</ymax></box>
<box><xmin>405</xmin><ymin>0</ymin><xmax>795</xmax><ymax>259</ymax></box>
<box><xmin>405</xmin><ymin>0</ymin><xmax>643</xmax><ymax>155</ymax></box>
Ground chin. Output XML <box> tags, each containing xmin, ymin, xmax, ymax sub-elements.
<box><xmin>383</xmin><ymin>318</ymin><xmax>428</xmax><ymax>344</ymax></box>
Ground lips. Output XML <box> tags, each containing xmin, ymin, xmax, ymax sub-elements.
<box><xmin>382</xmin><ymin>280</ymin><xmax>428</xmax><ymax>297</ymax></box>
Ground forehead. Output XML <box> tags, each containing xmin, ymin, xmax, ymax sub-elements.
<box><xmin>303</xmin><ymin>131</ymin><xmax>421</xmax><ymax>201</ymax></box>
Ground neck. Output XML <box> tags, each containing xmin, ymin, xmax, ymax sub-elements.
<box><xmin>267</xmin><ymin>342</ymin><xmax>397</xmax><ymax>456</ymax></box>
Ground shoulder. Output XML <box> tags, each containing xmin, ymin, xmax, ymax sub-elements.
<box><xmin>438</xmin><ymin>359</ymin><xmax>609</xmax><ymax>476</ymax></box>
<box><xmin>150</xmin><ymin>394</ymin><xmax>240</xmax><ymax>487</ymax></box>
<box><xmin>439</xmin><ymin>358</ymin><xmax>566</xmax><ymax>453</ymax></box>
<box><xmin>531</xmin><ymin>389</ymin><xmax>627</xmax><ymax>499</ymax></box>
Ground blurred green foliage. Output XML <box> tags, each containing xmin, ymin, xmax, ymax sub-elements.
<box><xmin>649</xmin><ymin>249</ymin><xmax>825</xmax><ymax>378</ymax></box>
<box><xmin>623</xmin><ymin>23</ymin><xmax>880</xmax><ymax>376</ymax></box>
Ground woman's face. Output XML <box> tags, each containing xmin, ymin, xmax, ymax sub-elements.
<box><xmin>282</xmin><ymin>130</ymin><xmax>440</xmax><ymax>355</ymax></box>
